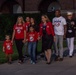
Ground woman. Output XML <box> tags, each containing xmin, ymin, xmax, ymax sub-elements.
<box><xmin>12</xmin><ymin>16</ymin><xmax>26</xmax><ymax>64</ymax></box>
<box><xmin>39</xmin><ymin>15</ymin><xmax>55</xmax><ymax>64</ymax></box>
<box><xmin>66</xmin><ymin>12</ymin><xmax>75</xmax><ymax>57</ymax></box>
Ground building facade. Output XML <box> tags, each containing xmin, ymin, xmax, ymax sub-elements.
<box><xmin>0</xmin><ymin>0</ymin><xmax>76</xmax><ymax>14</ymax></box>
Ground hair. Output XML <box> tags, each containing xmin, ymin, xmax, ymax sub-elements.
<box><xmin>16</xmin><ymin>16</ymin><xmax>24</xmax><ymax>25</ymax></box>
<box><xmin>30</xmin><ymin>17</ymin><xmax>36</xmax><ymax>24</ymax></box>
<box><xmin>29</xmin><ymin>26</ymin><xmax>35</xmax><ymax>32</ymax></box>
<box><xmin>5</xmin><ymin>34</ymin><xmax>10</xmax><ymax>39</ymax></box>
<box><xmin>42</xmin><ymin>15</ymin><xmax>50</xmax><ymax>22</ymax></box>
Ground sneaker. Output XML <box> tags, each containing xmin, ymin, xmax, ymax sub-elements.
<box><xmin>59</xmin><ymin>58</ymin><xmax>63</xmax><ymax>61</ymax></box>
<box><xmin>55</xmin><ymin>56</ymin><xmax>60</xmax><ymax>61</ymax></box>
<box><xmin>32</xmin><ymin>62</ymin><xmax>36</xmax><ymax>64</ymax></box>
<box><xmin>31</xmin><ymin>60</ymin><xmax>33</xmax><ymax>64</ymax></box>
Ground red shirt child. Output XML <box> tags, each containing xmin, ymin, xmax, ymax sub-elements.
<box><xmin>3</xmin><ymin>35</ymin><xmax>13</xmax><ymax>55</ymax></box>
<box><xmin>26</xmin><ymin>31</ymin><xmax>38</xmax><ymax>42</ymax></box>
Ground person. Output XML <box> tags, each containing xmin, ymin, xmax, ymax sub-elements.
<box><xmin>30</xmin><ymin>17</ymin><xmax>40</xmax><ymax>59</ymax></box>
<box><xmin>30</xmin><ymin>17</ymin><xmax>39</xmax><ymax>32</ymax></box>
<box><xmin>12</xmin><ymin>16</ymin><xmax>26</xmax><ymax>64</ymax></box>
<box><xmin>24</xmin><ymin>17</ymin><xmax>30</xmax><ymax>57</ymax></box>
<box><xmin>66</xmin><ymin>12</ymin><xmax>76</xmax><ymax>57</ymax></box>
<box><xmin>3</xmin><ymin>35</ymin><xmax>13</xmax><ymax>64</ymax></box>
<box><xmin>39</xmin><ymin>15</ymin><xmax>55</xmax><ymax>64</ymax></box>
<box><xmin>52</xmin><ymin>10</ymin><xmax>67</xmax><ymax>61</ymax></box>
<box><xmin>26</xmin><ymin>26</ymin><xmax>39</xmax><ymax>64</ymax></box>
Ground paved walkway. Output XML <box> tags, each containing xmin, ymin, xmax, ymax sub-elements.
<box><xmin>0</xmin><ymin>48</ymin><xmax>76</xmax><ymax>75</ymax></box>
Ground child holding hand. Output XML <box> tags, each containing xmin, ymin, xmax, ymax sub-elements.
<box><xmin>3</xmin><ymin>35</ymin><xmax>13</xmax><ymax>64</ymax></box>
<box><xmin>26</xmin><ymin>26</ymin><xmax>39</xmax><ymax>64</ymax></box>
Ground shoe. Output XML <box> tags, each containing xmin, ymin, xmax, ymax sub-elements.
<box><xmin>18</xmin><ymin>60</ymin><xmax>23</xmax><ymax>64</ymax></box>
<box><xmin>59</xmin><ymin>58</ymin><xmax>63</xmax><ymax>61</ymax></box>
<box><xmin>32</xmin><ymin>62</ymin><xmax>36</xmax><ymax>64</ymax></box>
<box><xmin>31</xmin><ymin>60</ymin><xmax>33</xmax><ymax>64</ymax></box>
<box><xmin>46</xmin><ymin>62</ymin><xmax>50</xmax><ymax>65</ymax></box>
<box><xmin>55</xmin><ymin>56</ymin><xmax>59</xmax><ymax>61</ymax></box>
<box><xmin>8</xmin><ymin>61</ymin><xmax>12</xmax><ymax>64</ymax></box>
<box><xmin>69</xmin><ymin>56</ymin><xmax>73</xmax><ymax>58</ymax></box>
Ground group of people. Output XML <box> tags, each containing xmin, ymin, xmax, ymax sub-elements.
<box><xmin>3</xmin><ymin>10</ymin><xmax>76</xmax><ymax>65</ymax></box>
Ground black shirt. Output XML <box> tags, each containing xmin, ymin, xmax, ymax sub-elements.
<box><xmin>29</xmin><ymin>24</ymin><xmax>39</xmax><ymax>32</ymax></box>
<box><xmin>66</xmin><ymin>19</ymin><xmax>76</xmax><ymax>38</ymax></box>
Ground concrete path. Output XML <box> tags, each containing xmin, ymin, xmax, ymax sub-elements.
<box><xmin>0</xmin><ymin>48</ymin><xmax>76</xmax><ymax>75</ymax></box>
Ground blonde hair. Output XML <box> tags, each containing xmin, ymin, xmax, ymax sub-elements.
<box><xmin>16</xmin><ymin>16</ymin><xmax>24</xmax><ymax>25</ymax></box>
<box><xmin>42</xmin><ymin>15</ymin><xmax>50</xmax><ymax>22</ymax></box>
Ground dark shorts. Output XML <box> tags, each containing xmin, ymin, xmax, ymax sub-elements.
<box><xmin>42</xmin><ymin>34</ymin><xmax>53</xmax><ymax>51</ymax></box>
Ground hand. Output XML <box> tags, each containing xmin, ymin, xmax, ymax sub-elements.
<box><xmin>11</xmin><ymin>40</ymin><xmax>14</xmax><ymax>45</ymax></box>
<box><xmin>38</xmin><ymin>37</ymin><xmax>41</xmax><ymax>40</ymax></box>
<box><xmin>63</xmin><ymin>34</ymin><xmax>66</xmax><ymax>39</ymax></box>
<box><xmin>3</xmin><ymin>49</ymin><xmax>5</xmax><ymax>52</ymax></box>
<box><xmin>22</xmin><ymin>39</ymin><xmax>26</xmax><ymax>43</ymax></box>
<box><xmin>54</xmin><ymin>36</ymin><xmax>56</xmax><ymax>42</ymax></box>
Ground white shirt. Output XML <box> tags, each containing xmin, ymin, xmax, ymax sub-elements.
<box><xmin>52</xmin><ymin>16</ymin><xmax>66</xmax><ymax>35</ymax></box>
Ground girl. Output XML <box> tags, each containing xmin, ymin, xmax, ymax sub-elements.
<box><xmin>39</xmin><ymin>15</ymin><xmax>55</xmax><ymax>64</ymax></box>
<box><xmin>3</xmin><ymin>35</ymin><xmax>13</xmax><ymax>64</ymax></box>
<box><xmin>30</xmin><ymin>17</ymin><xmax>39</xmax><ymax>32</ymax></box>
<box><xmin>12</xmin><ymin>16</ymin><xmax>26</xmax><ymax>64</ymax></box>
<box><xmin>66</xmin><ymin>12</ymin><xmax>76</xmax><ymax>57</ymax></box>
<box><xmin>26</xmin><ymin>26</ymin><xmax>39</xmax><ymax>64</ymax></box>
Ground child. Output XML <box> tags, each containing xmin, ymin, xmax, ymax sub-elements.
<box><xmin>3</xmin><ymin>35</ymin><xmax>13</xmax><ymax>64</ymax></box>
<box><xmin>26</xmin><ymin>26</ymin><xmax>39</xmax><ymax>64</ymax></box>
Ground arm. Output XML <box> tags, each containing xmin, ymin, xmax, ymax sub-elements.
<box><xmin>3</xmin><ymin>46</ymin><xmax>5</xmax><ymax>52</ymax></box>
<box><xmin>23</xmin><ymin>30</ymin><xmax>26</xmax><ymax>42</ymax></box>
<box><xmin>12</xmin><ymin>30</ymin><xmax>15</xmax><ymax>44</ymax></box>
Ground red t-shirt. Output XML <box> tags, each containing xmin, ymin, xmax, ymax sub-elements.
<box><xmin>24</xmin><ymin>22</ymin><xmax>30</xmax><ymax>32</ymax></box>
<box><xmin>3</xmin><ymin>40</ymin><xmax>13</xmax><ymax>54</ymax></box>
<box><xmin>13</xmin><ymin>24</ymin><xmax>26</xmax><ymax>39</ymax></box>
<box><xmin>27</xmin><ymin>31</ymin><xmax>38</xmax><ymax>42</ymax></box>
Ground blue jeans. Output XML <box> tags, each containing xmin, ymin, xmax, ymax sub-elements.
<box><xmin>28</xmin><ymin>42</ymin><xmax>37</xmax><ymax>63</ymax></box>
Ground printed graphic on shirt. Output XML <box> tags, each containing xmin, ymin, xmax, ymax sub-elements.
<box><xmin>17</xmin><ymin>29</ymin><xmax>21</xmax><ymax>34</ymax></box>
<box><xmin>30</xmin><ymin>36</ymin><xmax>34</xmax><ymax>41</ymax></box>
<box><xmin>7</xmin><ymin>45</ymin><xmax>11</xmax><ymax>50</ymax></box>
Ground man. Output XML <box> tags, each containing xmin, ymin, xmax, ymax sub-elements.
<box><xmin>52</xmin><ymin>10</ymin><xmax>67</xmax><ymax>61</ymax></box>
<box><xmin>66</xmin><ymin>12</ymin><xmax>76</xmax><ymax>57</ymax></box>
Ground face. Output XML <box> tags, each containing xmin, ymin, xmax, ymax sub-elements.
<box><xmin>18</xmin><ymin>17</ymin><xmax>22</xmax><ymax>23</ymax></box>
<box><xmin>41</xmin><ymin>16</ymin><xmax>46</xmax><ymax>23</ymax></box>
<box><xmin>29</xmin><ymin>27</ymin><xmax>34</xmax><ymax>32</ymax></box>
<box><xmin>5</xmin><ymin>36</ymin><xmax>10</xmax><ymax>40</ymax></box>
<box><xmin>55</xmin><ymin>11</ymin><xmax>61</xmax><ymax>17</ymax></box>
<box><xmin>30</xmin><ymin>18</ymin><xmax>34</xmax><ymax>23</ymax></box>
<box><xmin>26</xmin><ymin>17</ymin><xmax>30</xmax><ymax>22</ymax></box>
<box><xmin>67</xmin><ymin>15</ymin><xmax>73</xmax><ymax>19</ymax></box>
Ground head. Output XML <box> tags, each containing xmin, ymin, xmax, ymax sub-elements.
<box><xmin>25</xmin><ymin>17</ymin><xmax>30</xmax><ymax>22</ymax></box>
<box><xmin>29</xmin><ymin>26</ymin><xmax>34</xmax><ymax>32</ymax></box>
<box><xmin>41</xmin><ymin>15</ymin><xmax>50</xmax><ymax>23</ymax></box>
<box><xmin>16</xmin><ymin>16</ymin><xmax>24</xmax><ymax>25</ymax></box>
<box><xmin>55</xmin><ymin>10</ymin><xmax>61</xmax><ymax>17</ymax></box>
<box><xmin>67</xmin><ymin>12</ymin><xmax>73</xmax><ymax>20</ymax></box>
<box><xmin>5</xmin><ymin>35</ymin><xmax>10</xmax><ymax>40</ymax></box>
<box><xmin>30</xmin><ymin>17</ymin><xmax>35</xmax><ymax>24</ymax></box>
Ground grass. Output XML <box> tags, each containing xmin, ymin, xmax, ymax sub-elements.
<box><xmin>0</xmin><ymin>40</ymin><xmax>76</xmax><ymax>64</ymax></box>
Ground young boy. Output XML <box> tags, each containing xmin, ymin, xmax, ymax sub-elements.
<box><xmin>3</xmin><ymin>35</ymin><xmax>13</xmax><ymax>64</ymax></box>
<box><xmin>26</xmin><ymin>26</ymin><xmax>39</xmax><ymax>64</ymax></box>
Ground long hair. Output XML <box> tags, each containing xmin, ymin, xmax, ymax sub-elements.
<box><xmin>42</xmin><ymin>15</ymin><xmax>50</xmax><ymax>22</ymax></box>
<box><xmin>16</xmin><ymin>16</ymin><xmax>24</xmax><ymax>25</ymax></box>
